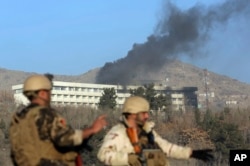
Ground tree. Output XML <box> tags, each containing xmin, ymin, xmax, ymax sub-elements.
<box><xmin>194</xmin><ymin>108</ymin><xmax>201</xmax><ymax>126</ymax></box>
<box><xmin>200</xmin><ymin>111</ymin><xmax>245</xmax><ymax>164</ymax></box>
<box><xmin>144</xmin><ymin>84</ymin><xmax>158</xmax><ymax>110</ymax></box>
<box><xmin>155</xmin><ymin>93</ymin><xmax>171</xmax><ymax>111</ymax></box>
<box><xmin>130</xmin><ymin>84</ymin><xmax>171</xmax><ymax>119</ymax></box>
<box><xmin>130</xmin><ymin>83</ymin><xmax>158</xmax><ymax>109</ymax></box>
<box><xmin>156</xmin><ymin>93</ymin><xmax>172</xmax><ymax>121</ymax></box>
<box><xmin>98</xmin><ymin>88</ymin><xmax>117</xmax><ymax>110</ymax></box>
<box><xmin>129</xmin><ymin>86</ymin><xmax>145</xmax><ymax>97</ymax></box>
<box><xmin>201</xmin><ymin>109</ymin><xmax>213</xmax><ymax>131</ymax></box>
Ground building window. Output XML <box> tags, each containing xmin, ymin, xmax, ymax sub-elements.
<box><xmin>69</xmin><ymin>87</ymin><xmax>75</xmax><ymax>91</ymax></box>
<box><xmin>53</xmin><ymin>86</ymin><xmax>61</xmax><ymax>90</ymax></box>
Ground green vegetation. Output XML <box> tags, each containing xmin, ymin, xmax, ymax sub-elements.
<box><xmin>200</xmin><ymin>109</ymin><xmax>247</xmax><ymax>164</ymax></box>
<box><xmin>98</xmin><ymin>88</ymin><xmax>117</xmax><ymax>110</ymax></box>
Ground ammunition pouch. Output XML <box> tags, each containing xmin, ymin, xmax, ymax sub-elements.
<box><xmin>141</xmin><ymin>149</ymin><xmax>166</xmax><ymax>166</ymax></box>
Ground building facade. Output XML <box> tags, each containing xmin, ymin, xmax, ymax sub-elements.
<box><xmin>159</xmin><ymin>87</ymin><xmax>198</xmax><ymax>111</ymax></box>
<box><xmin>12</xmin><ymin>81</ymin><xmax>198</xmax><ymax>111</ymax></box>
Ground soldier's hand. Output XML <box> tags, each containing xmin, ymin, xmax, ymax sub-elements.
<box><xmin>128</xmin><ymin>154</ymin><xmax>142</xmax><ymax>166</ymax></box>
<box><xmin>142</xmin><ymin>121</ymin><xmax>155</xmax><ymax>133</ymax></box>
<box><xmin>191</xmin><ymin>149</ymin><xmax>214</xmax><ymax>162</ymax></box>
<box><xmin>91</xmin><ymin>114</ymin><xmax>107</xmax><ymax>134</ymax></box>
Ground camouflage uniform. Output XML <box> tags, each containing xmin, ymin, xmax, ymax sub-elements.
<box><xmin>97</xmin><ymin>120</ymin><xmax>192</xmax><ymax>166</ymax></box>
<box><xmin>97</xmin><ymin>96</ymin><xmax>192</xmax><ymax>166</ymax></box>
<box><xmin>9</xmin><ymin>103</ymin><xmax>84</xmax><ymax>166</ymax></box>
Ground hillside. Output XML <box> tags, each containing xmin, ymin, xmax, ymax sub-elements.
<box><xmin>0</xmin><ymin>68</ymin><xmax>99</xmax><ymax>91</ymax></box>
<box><xmin>1</xmin><ymin>60</ymin><xmax>250</xmax><ymax>109</ymax></box>
<box><xmin>127</xmin><ymin>60</ymin><xmax>250</xmax><ymax>109</ymax></box>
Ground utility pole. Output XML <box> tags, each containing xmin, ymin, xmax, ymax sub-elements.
<box><xmin>204</xmin><ymin>69</ymin><xmax>209</xmax><ymax>111</ymax></box>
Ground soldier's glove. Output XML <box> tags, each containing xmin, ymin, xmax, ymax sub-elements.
<box><xmin>143</xmin><ymin>121</ymin><xmax>155</xmax><ymax>133</ymax></box>
<box><xmin>128</xmin><ymin>154</ymin><xmax>142</xmax><ymax>166</ymax></box>
<box><xmin>191</xmin><ymin>149</ymin><xmax>214</xmax><ymax>162</ymax></box>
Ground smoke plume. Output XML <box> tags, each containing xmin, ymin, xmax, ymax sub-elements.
<box><xmin>96</xmin><ymin>0</ymin><xmax>250</xmax><ymax>85</ymax></box>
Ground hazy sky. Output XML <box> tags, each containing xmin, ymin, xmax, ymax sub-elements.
<box><xmin>1</xmin><ymin>0</ymin><xmax>250</xmax><ymax>83</ymax></box>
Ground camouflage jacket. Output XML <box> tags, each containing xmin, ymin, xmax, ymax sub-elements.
<box><xmin>97</xmin><ymin>121</ymin><xmax>192</xmax><ymax>166</ymax></box>
<box><xmin>9</xmin><ymin>103</ymin><xmax>84</xmax><ymax>166</ymax></box>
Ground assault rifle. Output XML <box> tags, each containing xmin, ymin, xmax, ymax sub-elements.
<box><xmin>126</xmin><ymin>128</ymin><xmax>166</xmax><ymax>166</ymax></box>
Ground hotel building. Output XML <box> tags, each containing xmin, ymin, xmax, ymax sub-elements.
<box><xmin>12</xmin><ymin>81</ymin><xmax>198</xmax><ymax>111</ymax></box>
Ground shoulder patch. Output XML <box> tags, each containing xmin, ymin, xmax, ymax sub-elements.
<box><xmin>59</xmin><ymin>118</ymin><xmax>67</xmax><ymax>126</ymax></box>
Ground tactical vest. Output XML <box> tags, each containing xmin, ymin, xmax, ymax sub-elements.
<box><xmin>138</xmin><ymin>130</ymin><xmax>167</xmax><ymax>166</ymax></box>
<box><xmin>124</xmin><ymin>120</ymin><xmax>167</xmax><ymax>166</ymax></box>
<box><xmin>9</xmin><ymin>105</ymin><xmax>78</xmax><ymax>166</ymax></box>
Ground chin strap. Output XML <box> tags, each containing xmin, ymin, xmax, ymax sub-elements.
<box><xmin>120</xmin><ymin>115</ymin><xmax>129</xmax><ymax>127</ymax></box>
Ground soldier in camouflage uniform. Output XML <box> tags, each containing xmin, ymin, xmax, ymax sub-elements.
<box><xmin>9</xmin><ymin>74</ymin><xmax>107</xmax><ymax>166</ymax></box>
<box><xmin>97</xmin><ymin>96</ymin><xmax>213</xmax><ymax>166</ymax></box>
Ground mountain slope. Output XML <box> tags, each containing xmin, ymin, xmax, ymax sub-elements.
<box><xmin>1</xmin><ymin>60</ymin><xmax>249</xmax><ymax>109</ymax></box>
<box><xmin>0</xmin><ymin>68</ymin><xmax>99</xmax><ymax>91</ymax></box>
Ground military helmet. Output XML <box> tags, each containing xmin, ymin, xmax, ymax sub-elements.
<box><xmin>23</xmin><ymin>75</ymin><xmax>52</xmax><ymax>94</ymax></box>
<box><xmin>122</xmin><ymin>96</ymin><xmax>150</xmax><ymax>114</ymax></box>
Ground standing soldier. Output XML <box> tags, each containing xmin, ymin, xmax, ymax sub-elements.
<box><xmin>97</xmin><ymin>96</ymin><xmax>213</xmax><ymax>166</ymax></box>
<box><xmin>9</xmin><ymin>74</ymin><xmax>107</xmax><ymax>166</ymax></box>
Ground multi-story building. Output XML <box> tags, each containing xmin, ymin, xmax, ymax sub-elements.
<box><xmin>12</xmin><ymin>81</ymin><xmax>137</xmax><ymax>108</ymax></box>
<box><xmin>160</xmin><ymin>87</ymin><xmax>198</xmax><ymax>111</ymax></box>
<box><xmin>12</xmin><ymin>81</ymin><xmax>198</xmax><ymax>111</ymax></box>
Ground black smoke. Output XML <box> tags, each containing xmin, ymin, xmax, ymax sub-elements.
<box><xmin>96</xmin><ymin>0</ymin><xmax>250</xmax><ymax>85</ymax></box>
